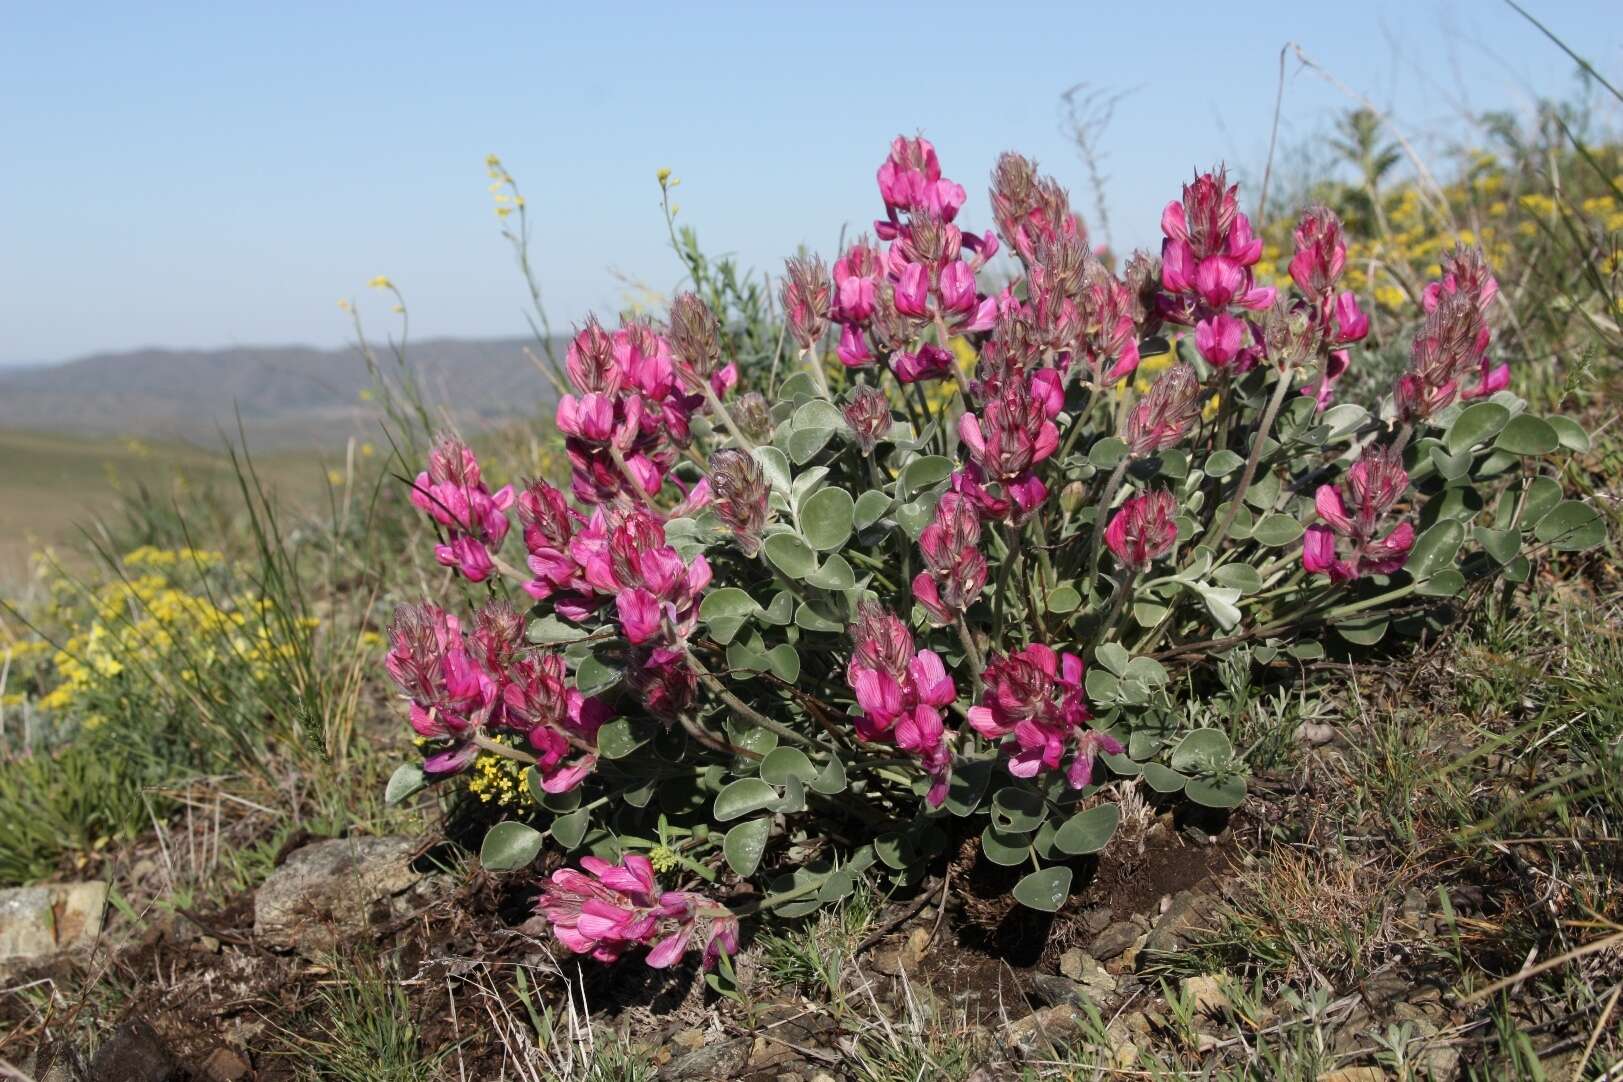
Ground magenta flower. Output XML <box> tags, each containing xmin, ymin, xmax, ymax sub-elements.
<box><xmin>967</xmin><ymin>644</ymin><xmax>1122</xmax><ymax>788</ymax></box>
<box><xmin>1287</xmin><ymin>206</ymin><xmax>1348</xmax><ymax>304</ymax></box>
<box><xmin>1104</xmin><ymin>490</ymin><xmax>1179</xmax><ymax>569</ymax></box>
<box><xmin>1158</xmin><ymin>168</ymin><xmax>1274</xmax><ymax>328</ymax></box>
<box><xmin>571</xmin><ymin>508</ymin><xmax>711</xmax><ymax>660</ymax></box>
<box><xmin>912</xmin><ymin>493</ymin><xmax>987</xmax><ymax>626</ymax></box>
<box><xmin>1396</xmin><ymin>245</ymin><xmax>1504</xmax><ymax>420</ymax></box>
<box><xmin>410</xmin><ymin>435</ymin><xmax>515</xmax><ymax>582</ymax></box>
<box><xmin>1303</xmin><ymin>446</ymin><xmax>1415</xmax><ymax>582</ymax></box>
<box><xmin>538</xmin><ymin>855</ymin><xmax>739</xmax><ymax>971</ymax></box>
<box><xmin>502</xmin><ymin>653</ymin><xmax>607</xmax><ymax>794</ymax></box>
<box><xmin>846</xmin><ymin>603</ymin><xmax>957</xmax><ymax>805</ymax></box>
<box><xmin>876</xmin><ymin>135</ymin><xmax>965</xmax><ymax>236</ymax></box>
<box><xmin>1194</xmin><ymin>312</ymin><xmax>1249</xmax><ymax>371</ymax></box>
<box><xmin>385</xmin><ymin>602</ymin><xmax>493</xmax><ymax>775</ymax></box>
<box><xmin>832</xmin><ymin>238</ymin><xmax>882</xmax><ymax>326</ymax></box>
<box><xmin>891</xmin><ymin>342</ymin><xmax>955</xmax><ymax>384</ymax></box>
<box><xmin>952</xmin><ymin>374</ymin><xmax>1061</xmax><ymax>523</ymax></box>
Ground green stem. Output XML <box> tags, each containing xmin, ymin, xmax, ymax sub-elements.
<box><xmin>1207</xmin><ymin>363</ymin><xmax>1295</xmax><ymax>551</ymax></box>
<box><xmin>683</xmin><ymin>647</ymin><xmax>819</xmax><ymax>749</ymax></box>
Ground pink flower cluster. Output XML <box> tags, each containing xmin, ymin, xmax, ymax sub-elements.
<box><xmin>833</xmin><ymin>137</ymin><xmax>999</xmax><ymax>380</ymax></box>
<box><xmin>555</xmin><ymin>317</ymin><xmax>724</xmax><ymax>505</ymax></box>
<box><xmin>1158</xmin><ymin>168</ymin><xmax>1275</xmax><ymax>373</ymax></box>
<box><xmin>951</xmin><ymin>370</ymin><xmax>1062</xmax><ymax>523</ymax></box>
<box><xmin>1396</xmin><ymin>246</ymin><xmax>1506</xmax><ymax>421</ymax></box>
<box><xmin>1303</xmin><ymin>446</ymin><xmax>1415</xmax><ymax>582</ymax></box>
<box><xmin>514</xmin><ymin>476</ymin><xmax>710</xmax><ymax>715</ymax></box>
<box><xmin>968</xmin><ymin>644</ymin><xmax>1122</xmax><ymax>788</ymax></box>
<box><xmin>1285</xmin><ymin>207</ymin><xmax>1370</xmax><ymax>409</ymax></box>
<box><xmin>410</xmin><ymin>435</ymin><xmax>515</xmax><ymax>581</ymax></box>
<box><xmin>1104</xmin><ymin>490</ymin><xmax>1179</xmax><ymax>570</ymax></box>
<box><xmin>385</xmin><ymin>601</ymin><xmax>604</xmax><ymax>786</ymax></box>
<box><xmin>978</xmin><ymin>154</ymin><xmax>1139</xmax><ymax>389</ymax></box>
<box><xmin>846</xmin><ymin>603</ymin><xmax>957</xmax><ymax>805</ymax></box>
<box><xmin>538</xmin><ymin>854</ymin><xmax>739</xmax><ymax>970</ymax></box>
<box><xmin>912</xmin><ymin>493</ymin><xmax>987</xmax><ymax>626</ymax></box>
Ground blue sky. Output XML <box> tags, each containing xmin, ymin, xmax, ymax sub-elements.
<box><xmin>2</xmin><ymin>1</ymin><xmax>1619</xmax><ymax>365</ymax></box>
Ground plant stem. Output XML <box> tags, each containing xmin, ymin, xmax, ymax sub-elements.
<box><xmin>702</xmin><ymin>381</ymin><xmax>755</xmax><ymax>451</ymax></box>
<box><xmin>682</xmin><ymin>647</ymin><xmax>819</xmax><ymax>749</ymax></box>
<box><xmin>1085</xmin><ymin>456</ymin><xmax>1132</xmax><ymax>587</ymax></box>
<box><xmin>1208</xmin><ymin>364</ymin><xmax>1295</xmax><ymax>550</ymax></box>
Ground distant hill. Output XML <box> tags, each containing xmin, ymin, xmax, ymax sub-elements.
<box><xmin>0</xmin><ymin>338</ymin><xmax>561</xmax><ymax>448</ymax></box>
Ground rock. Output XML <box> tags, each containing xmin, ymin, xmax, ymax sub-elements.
<box><xmin>1030</xmin><ymin>973</ymin><xmax>1090</xmax><ymax>1008</ymax></box>
<box><xmin>1003</xmin><ymin>1004</ymin><xmax>1087</xmax><ymax>1057</ymax></box>
<box><xmin>0</xmin><ymin>882</ymin><xmax>108</xmax><ymax>965</ymax></box>
<box><xmin>88</xmin><ymin>1019</ymin><xmax>180</xmax><ymax>1082</ymax></box>
<box><xmin>1145</xmin><ymin>890</ymin><xmax>1212</xmax><ymax>954</ymax></box>
<box><xmin>1089</xmin><ymin>921</ymin><xmax>1140</xmax><ymax>960</ymax></box>
<box><xmin>1361</xmin><ymin>968</ymin><xmax>1410</xmax><ymax>1010</ymax></box>
<box><xmin>199</xmin><ymin>1048</ymin><xmax>251</xmax><ymax>1082</ymax></box>
<box><xmin>669</xmin><ymin>1028</ymin><xmax>707</xmax><ymax>1054</ymax></box>
<box><xmin>662</xmin><ymin>1037</ymin><xmax>750</xmax><ymax>1079</ymax></box>
<box><xmin>903</xmin><ymin>926</ymin><xmax>932</xmax><ymax>967</ymax></box>
<box><xmin>1295</xmin><ymin>721</ymin><xmax>1336</xmax><ymax>746</ymax></box>
<box><xmin>1079</xmin><ymin>906</ymin><xmax>1114</xmax><ymax>935</ymax></box>
<box><xmin>253</xmin><ymin>836</ymin><xmax>419</xmax><ymax>951</ymax></box>
<box><xmin>1058</xmin><ymin>947</ymin><xmax>1089</xmax><ymax>981</ymax></box>
<box><xmin>1179</xmin><ymin>974</ymin><xmax>1231</xmax><ymax>1016</ymax></box>
<box><xmin>1318</xmin><ymin>1070</ymin><xmax>1385</xmax><ymax>1082</ymax></box>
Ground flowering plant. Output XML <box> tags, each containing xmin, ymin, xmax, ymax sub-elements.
<box><xmin>383</xmin><ymin>138</ymin><xmax>1602</xmax><ymax>970</ymax></box>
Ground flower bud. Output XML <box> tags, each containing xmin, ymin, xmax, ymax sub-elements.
<box><xmin>843</xmin><ymin>386</ymin><xmax>892</xmax><ymax>455</ymax></box>
<box><xmin>782</xmin><ymin>255</ymin><xmax>831</xmax><ymax>351</ymax></box>
<box><xmin>668</xmin><ymin>292</ymin><xmax>721</xmax><ymax>386</ymax></box>
<box><xmin>710</xmin><ymin>448</ymin><xmax>769</xmax><ymax>556</ymax></box>
<box><xmin>1124</xmin><ymin>365</ymin><xmax>1201</xmax><ymax>456</ymax></box>
<box><xmin>732</xmin><ymin>392</ymin><xmax>772</xmax><ymax>442</ymax></box>
<box><xmin>1104</xmin><ymin>490</ymin><xmax>1179</xmax><ymax>569</ymax></box>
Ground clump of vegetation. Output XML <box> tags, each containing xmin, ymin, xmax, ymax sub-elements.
<box><xmin>376</xmin><ymin>135</ymin><xmax>1603</xmax><ymax>985</ymax></box>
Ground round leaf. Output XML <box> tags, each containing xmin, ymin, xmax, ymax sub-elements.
<box><xmin>1445</xmin><ymin>402</ymin><xmax>1511</xmax><ymax>455</ymax></box>
<box><xmin>1533</xmin><ymin>500</ymin><xmax>1604</xmax><ymax>551</ymax></box>
<box><xmin>760</xmin><ymin>747</ymin><xmax>818</xmax><ymax>785</ymax></box>
<box><xmin>981</xmin><ymin>826</ymin><xmax>1032</xmax><ymax>867</ymax></box>
<box><xmin>1186</xmin><ymin>774</ymin><xmax>1246</xmax><ymax>809</ymax></box>
<box><xmin>854</xmin><ymin>489</ymin><xmax>892</xmax><ymax>530</ymax></box>
<box><xmin>1407</xmin><ymin>519</ymin><xmax>1466</xmax><ymax>579</ymax></box>
<box><xmin>480</xmin><ymin>821</ymin><xmax>545</xmax><ymax>871</ymax></box>
<box><xmin>805</xmin><ymin>554</ymin><xmax>856</xmax><ymax>590</ymax></box>
<box><xmin>1013</xmin><ymin>866</ymin><xmax>1073</xmax><ymax>913</ymax></box>
<box><xmin>550</xmin><ymin>808</ymin><xmax>590</xmax><ymax>850</ymax></box>
<box><xmin>764</xmin><ymin>533</ymin><xmax>819</xmax><ymax>578</ymax></box>
<box><xmin>1047</xmin><ymin>585</ymin><xmax>1082</xmax><ymax>614</ymax></box>
<box><xmin>1205</xmin><ymin>449</ymin><xmax>1244</xmax><ymax>477</ymax></box>
<box><xmin>714</xmin><ymin>778</ymin><xmax>780</xmax><ymax>822</ymax></box>
<box><xmin>700</xmin><ymin>587</ymin><xmax>762</xmax><ymax>622</ymax></box>
<box><xmin>1170</xmin><ymin>729</ymin><xmax>1233</xmax><ymax>772</ymax></box>
<box><xmin>765</xmin><ymin>643</ymin><xmax>800</xmax><ymax>682</ymax></box>
<box><xmin>1054</xmin><ymin>804</ymin><xmax>1120</xmax><ymax>855</ymax></box>
<box><xmin>991</xmin><ymin>786</ymin><xmax>1045</xmax><ymax>832</ymax></box>
<box><xmin>724</xmin><ymin>818</ymin><xmax>772</xmax><ymax>877</ymax></box>
<box><xmin>1494</xmin><ymin>415</ymin><xmax>1559</xmax><ymax>456</ymax></box>
<box><xmin>384</xmin><ymin>763</ymin><xmax>426</xmax><ymax>805</ymax></box>
<box><xmin>801</xmin><ymin>487</ymin><xmax>855</xmax><ymax>551</ymax></box>
<box><xmin>897</xmin><ymin>455</ymin><xmax>953</xmax><ymax>498</ymax></box>
<box><xmin>1252</xmin><ymin>514</ymin><xmax>1304</xmax><ymax>547</ymax></box>
<box><xmin>597</xmin><ymin>717</ymin><xmax>648</xmax><ymax>760</ymax></box>
<box><xmin>1547</xmin><ymin>416</ymin><xmax>1591</xmax><ymax>453</ymax></box>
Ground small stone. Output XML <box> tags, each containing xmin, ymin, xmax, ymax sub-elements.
<box><xmin>1179</xmin><ymin>974</ymin><xmax>1231</xmax><ymax>1016</ymax></box>
<box><xmin>664</xmin><ymin>1037</ymin><xmax>750</xmax><ymax>1080</ymax></box>
<box><xmin>195</xmin><ymin>935</ymin><xmax>222</xmax><ymax>954</ymax></box>
<box><xmin>0</xmin><ymin>882</ymin><xmax>108</xmax><ymax>965</ymax></box>
<box><xmin>1361</xmin><ymin>968</ymin><xmax>1409</xmax><ymax>1009</ymax></box>
<box><xmin>1058</xmin><ymin>948</ymin><xmax>1088</xmax><ymax>981</ymax></box>
<box><xmin>1030</xmin><ymin>973</ymin><xmax>1088</xmax><ymax>1008</ymax></box>
<box><xmin>199</xmin><ymin>1048</ymin><xmax>251</xmax><ymax>1082</ymax></box>
<box><xmin>1145</xmin><ymin>890</ymin><xmax>1212</xmax><ymax>954</ymax></box>
<box><xmin>1089</xmin><ymin>921</ymin><xmax>1140</xmax><ymax>960</ymax></box>
<box><xmin>1080</xmin><ymin>906</ymin><xmax>1114</xmax><ymax>935</ymax></box>
<box><xmin>1295</xmin><ymin>721</ymin><xmax>1336</xmax><ymax>746</ymax></box>
<box><xmin>809</xmin><ymin>1074</ymin><xmax>837</xmax><ymax>1082</ymax></box>
<box><xmin>1003</xmin><ymin>1004</ymin><xmax>1086</xmax><ymax>1057</ymax></box>
<box><xmin>32</xmin><ymin>1040</ymin><xmax>87</xmax><ymax>1082</ymax></box>
<box><xmin>253</xmin><ymin>836</ymin><xmax>419</xmax><ymax>952</ymax></box>
<box><xmin>670</xmin><ymin>1028</ymin><xmax>706</xmax><ymax>1053</ymax></box>
<box><xmin>902</xmin><ymin>926</ymin><xmax>931</xmax><ymax>966</ymax></box>
<box><xmin>1401</xmin><ymin>888</ymin><xmax>1427</xmax><ymax>922</ymax></box>
<box><xmin>88</xmin><ymin>1019</ymin><xmax>179</xmax><ymax>1082</ymax></box>
<box><xmin>1318</xmin><ymin>1070</ymin><xmax>1385</xmax><ymax>1082</ymax></box>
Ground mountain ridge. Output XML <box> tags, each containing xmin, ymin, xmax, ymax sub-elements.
<box><xmin>0</xmin><ymin>337</ymin><xmax>561</xmax><ymax>447</ymax></box>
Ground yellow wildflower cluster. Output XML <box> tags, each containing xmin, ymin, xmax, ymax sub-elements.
<box><xmin>464</xmin><ymin>751</ymin><xmax>535</xmax><ymax>808</ymax></box>
<box><xmin>486</xmin><ymin>153</ymin><xmax>527</xmax><ymax>220</ymax></box>
<box><xmin>32</xmin><ymin>550</ymin><xmax>315</xmax><ymax>720</ymax></box>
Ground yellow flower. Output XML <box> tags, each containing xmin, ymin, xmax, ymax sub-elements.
<box><xmin>368</xmin><ymin>275</ymin><xmax>394</xmax><ymax>290</ymax></box>
<box><xmin>656</xmin><ymin>167</ymin><xmax>672</xmax><ymax>183</ymax></box>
